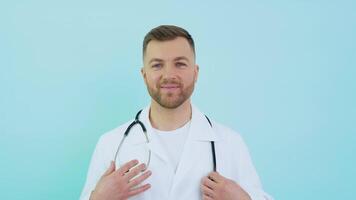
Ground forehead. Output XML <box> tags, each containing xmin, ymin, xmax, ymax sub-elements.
<box><xmin>144</xmin><ymin>37</ymin><xmax>195</xmax><ymax>62</ymax></box>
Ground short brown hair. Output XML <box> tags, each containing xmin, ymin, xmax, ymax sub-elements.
<box><xmin>142</xmin><ymin>25</ymin><xmax>195</xmax><ymax>57</ymax></box>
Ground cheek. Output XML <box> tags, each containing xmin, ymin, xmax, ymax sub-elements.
<box><xmin>146</xmin><ymin>74</ymin><xmax>160</xmax><ymax>87</ymax></box>
<box><xmin>183</xmin><ymin>73</ymin><xmax>196</xmax><ymax>85</ymax></box>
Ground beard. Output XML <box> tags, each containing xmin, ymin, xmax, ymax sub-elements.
<box><xmin>146</xmin><ymin>77</ymin><xmax>195</xmax><ymax>109</ymax></box>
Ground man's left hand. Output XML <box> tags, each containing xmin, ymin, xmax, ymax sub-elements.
<box><xmin>200</xmin><ymin>172</ymin><xmax>251</xmax><ymax>200</ymax></box>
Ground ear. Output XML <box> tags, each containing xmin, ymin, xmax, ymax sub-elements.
<box><xmin>194</xmin><ymin>64</ymin><xmax>199</xmax><ymax>82</ymax></box>
<box><xmin>141</xmin><ymin>67</ymin><xmax>144</xmax><ymax>76</ymax></box>
<box><xmin>141</xmin><ymin>67</ymin><xmax>147</xmax><ymax>84</ymax></box>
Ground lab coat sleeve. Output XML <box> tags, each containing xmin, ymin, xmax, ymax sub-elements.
<box><xmin>231</xmin><ymin>133</ymin><xmax>274</xmax><ymax>200</ymax></box>
<box><xmin>79</xmin><ymin>136</ymin><xmax>111</xmax><ymax>200</ymax></box>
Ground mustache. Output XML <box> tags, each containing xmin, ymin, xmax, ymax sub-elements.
<box><xmin>158</xmin><ymin>79</ymin><xmax>183</xmax><ymax>87</ymax></box>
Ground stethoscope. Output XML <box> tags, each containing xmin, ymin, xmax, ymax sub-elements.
<box><xmin>114</xmin><ymin>110</ymin><xmax>217</xmax><ymax>171</ymax></box>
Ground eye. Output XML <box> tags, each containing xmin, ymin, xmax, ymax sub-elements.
<box><xmin>176</xmin><ymin>62</ymin><xmax>187</xmax><ymax>68</ymax></box>
<box><xmin>151</xmin><ymin>63</ymin><xmax>162</xmax><ymax>69</ymax></box>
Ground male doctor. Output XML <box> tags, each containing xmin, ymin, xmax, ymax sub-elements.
<box><xmin>80</xmin><ymin>25</ymin><xmax>273</xmax><ymax>200</ymax></box>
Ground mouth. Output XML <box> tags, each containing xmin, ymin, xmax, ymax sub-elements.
<box><xmin>160</xmin><ymin>84</ymin><xmax>181</xmax><ymax>92</ymax></box>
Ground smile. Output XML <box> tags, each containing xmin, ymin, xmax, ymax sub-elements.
<box><xmin>160</xmin><ymin>84</ymin><xmax>180</xmax><ymax>91</ymax></box>
<box><xmin>161</xmin><ymin>84</ymin><xmax>180</xmax><ymax>88</ymax></box>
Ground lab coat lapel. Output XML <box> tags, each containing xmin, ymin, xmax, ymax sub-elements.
<box><xmin>169</xmin><ymin>105</ymin><xmax>221</xmax><ymax>197</ymax></box>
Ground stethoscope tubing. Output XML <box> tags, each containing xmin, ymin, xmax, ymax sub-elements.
<box><xmin>114</xmin><ymin>110</ymin><xmax>216</xmax><ymax>171</ymax></box>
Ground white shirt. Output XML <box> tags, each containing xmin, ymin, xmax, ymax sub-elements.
<box><xmin>153</xmin><ymin>120</ymin><xmax>191</xmax><ymax>172</ymax></box>
<box><xmin>80</xmin><ymin>105</ymin><xmax>273</xmax><ymax>200</ymax></box>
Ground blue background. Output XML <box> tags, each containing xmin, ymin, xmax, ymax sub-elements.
<box><xmin>1</xmin><ymin>0</ymin><xmax>355</xmax><ymax>199</ymax></box>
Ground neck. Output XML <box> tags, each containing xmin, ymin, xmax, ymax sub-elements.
<box><xmin>149</xmin><ymin>100</ymin><xmax>192</xmax><ymax>131</ymax></box>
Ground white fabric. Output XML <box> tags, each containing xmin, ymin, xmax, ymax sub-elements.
<box><xmin>153</xmin><ymin>120</ymin><xmax>191</xmax><ymax>172</ymax></box>
<box><xmin>80</xmin><ymin>105</ymin><xmax>274</xmax><ymax>200</ymax></box>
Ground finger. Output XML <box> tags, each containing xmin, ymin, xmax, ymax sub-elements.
<box><xmin>208</xmin><ymin>171</ymin><xmax>222</xmax><ymax>183</ymax></box>
<box><xmin>201</xmin><ymin>176</ymin><xmax>216</xmax><ymax>190</ymax></box>
<box><xmin>200</xmin><ymin>184</ymin><xmax>215</xmax><ymax>198</ymax></box>
<box><xmin>128</xmin><ymin>170</ymin><xmax>152</xmax><ymax>187</ymax></box>
<box><xmin>125</xmin><ymin>163</ymin><xmax>147</xmax><ymax>180</ymax></box>
<box><xmin>202</xmin><ymin>193</ymin><xmax>214</xmax><ymax>200</ymax></box>
<box><xmin>116</xmin><ymin>159</ymin><xmax>139</xmax><ymax>175</ymax></box>
<box><xmin>127</xmin><ymin>183</ymin><xmax>151</xmax><ymax>197</ymax></box>
<box><xmin>103</xmin><ymin>161</ymin><xmax>115</xmax><ymax>176</ymax></box>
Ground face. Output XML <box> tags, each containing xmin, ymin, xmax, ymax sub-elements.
<box><xmin>141</xmin><ymin>37</ymin><xmax>199</xmax><ymax>109</ymax></box>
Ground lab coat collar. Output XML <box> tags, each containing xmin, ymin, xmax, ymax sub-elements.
<box><xmin>189</xmin><ymin>104</ymin><xmax>221</xmax><ymax>142</ymax></box>
<box><xmin>126</xmin><ymin>103</ymin><xmax>221</xmax><ymax>164</ymax></box>
<box><xmin>135</xmin><ymin>103</ymin><xmax>221</xmax><ymax>142</ymax></box>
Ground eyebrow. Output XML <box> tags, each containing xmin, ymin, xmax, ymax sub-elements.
<box><xmin>148</xmin><ymin>56</ymin><xmax>189</xmax><ymax>64</ymax></box>
<box><xmin>173</xmin><ymin>56</ymin><xmax>189</xmax><ymax>62</ymax></box>
<box><xmin>148</xmin><ymin>58</ymin><xmax>164</xmax><ymax>64</ymax></box>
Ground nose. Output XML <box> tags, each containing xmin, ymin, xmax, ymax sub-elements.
<box><xmin>162</xmin><ymin>64</ymin><xmax>178</xmax><ymax>79</ymax></box>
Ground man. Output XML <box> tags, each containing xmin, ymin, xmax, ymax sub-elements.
<box><xmin>80</xmin><ymin>25</ymin><xmax>273</xmax><ymax>200</ymax></box>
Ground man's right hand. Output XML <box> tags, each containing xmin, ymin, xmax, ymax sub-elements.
<box><xmin>90</xmin><ymin>159</ymin><xmax>152</xmax><ymax>200</ymax></box>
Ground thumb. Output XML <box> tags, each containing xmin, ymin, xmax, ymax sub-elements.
<box><xmin>103</xmin><ymin>161</ymin><xmax>115</xmax><ymax>176</ymax></box>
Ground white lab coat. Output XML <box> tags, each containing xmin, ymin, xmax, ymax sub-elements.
<box><xmin>80</xmin><ymin>105</ymin><xmax>273</xmax><ymax>200</ymax></box>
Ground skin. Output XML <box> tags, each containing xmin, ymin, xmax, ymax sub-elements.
<box><xmin>142</xmin><ymin>37</ymin><xmax>251</xmax><ymax>200</ymax></box>
<box><xmin>90</xmin><ymin>160</ymin><xmax>152</xmax><ymax>200</ymax></box>
<box><xmin>141</xmin><ymin>37</ymin><xmax>198</xmax><ymax>131</ymax></box>
<box><xmin>201</xmin><ymin>172</ymin><xmax>252</xmax><ymax>200</ymax></box>
<box><xmin>90</xmin><ymin>36</ymin><xmax>251</xmax><ymax>200</ymax></box>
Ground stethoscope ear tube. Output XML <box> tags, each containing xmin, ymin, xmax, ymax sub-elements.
<box><xmin>114</xmin><ymin>110</ymin><xmax>151</xmax><ymax>168</ymax></box>
<box><xmin>205</xmin><ymin>115</ymin><xmax>217</xmax><ymax>172</ymax></box>
<box><xmin>211</xmin><ymin>141</ymin><xmax>216</xmax><ymax>172</ymax></box>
